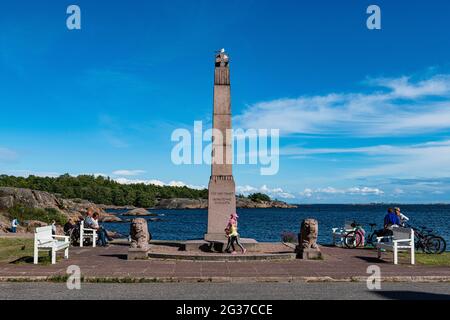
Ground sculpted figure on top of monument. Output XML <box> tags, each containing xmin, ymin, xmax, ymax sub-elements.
<box><xmin>215</xmin><ymin>48</ymin><xmax>229</xmax><ymax>67</ymax></box>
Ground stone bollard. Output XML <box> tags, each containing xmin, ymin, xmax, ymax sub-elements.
<box><xmin>296</xmin><ymin>218</ymin><xmax>322</xmax><ymax>260</ymax></box>
<box><xmin>127</xmin><ymin>218</ymin><xmax>150</xmax><ymax>260</ymax></box>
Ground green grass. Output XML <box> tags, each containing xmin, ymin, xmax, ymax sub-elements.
<box><xmin>8</xmin><ymin>205</ymin><xmax>67</xmax><ymax>226</ymax></box>
<box><xmin>414</xmin><ymin>252</ymin><xmax>450</xmax><ymax>266</ymax></box>
<box><xmin>0</xmin><ymin>238</ymin><xmax>33</xmax><ymax>262</ymax></box>
<box><xmin>0</xmin><ymin>238</ymin><xmax>54</xmax><ymax>264</ymax></box>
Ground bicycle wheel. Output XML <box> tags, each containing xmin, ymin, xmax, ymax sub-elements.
<box><xmin>425</xmin><ymin>236</ymin><xmax>447</xmax><ymax>254</ymax></box>
<box><xmin>367</xmin><ymin>232</ymin><xmax>379</xmax><ymax>247</ymax></box>
<box><xmin>344</xmin><ymin>231</ymin><xmax>363</xmax><ymax>249</ymax></box>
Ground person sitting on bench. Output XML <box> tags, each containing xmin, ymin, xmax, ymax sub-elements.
<box><xmin>380</xmin><ymin>208</ymin><xmax>401</xmax><ymax>238</ymax></box>
<box><xmin>384</xmin><ymin>207</ymin><xmax>401</xmax><ymax>229</ymax></box>
<box><xmin>92</xmin><ymin>212</ymin><xmax>110</xmax><ymax>247</ymax></box>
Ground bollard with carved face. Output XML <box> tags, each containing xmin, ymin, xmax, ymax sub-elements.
<box><xmin>130</xmin><ymin>218</ymin><xmax>150</xmax><ymax>250</ymax></box>
<box><xmin>300</xmin><ymin>218</ymin><xmax>319</xmax><ymax>249</ymax></box>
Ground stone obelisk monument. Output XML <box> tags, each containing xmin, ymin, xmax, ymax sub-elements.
<box><xmin>205</xmin><ymin>49</ymin><xmax>236</xmax><ymax>241</ymax></box>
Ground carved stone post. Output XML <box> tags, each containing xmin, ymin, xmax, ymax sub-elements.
<box><xmin>296</xmin><ymin>218</ymin><xmax>322</xmax><ymax>260</ymax></box>
<box><xmin>127</xmin><ymin>218</ymin><xmax>150</xmax><ymax>260</ymax></box>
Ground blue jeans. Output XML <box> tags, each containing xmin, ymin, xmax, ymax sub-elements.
<box><xmin>97</xmin><ymin>228</ymin><xmax>108</xmax><ymax>246</ymax></box>
<box><xmin>11</xmin><ymin>227</ymin><xmax>16</xmax><ymax>233</ymax></box>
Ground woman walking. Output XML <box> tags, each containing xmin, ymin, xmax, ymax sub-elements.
<box><xmin>225</xmin><ymin>213</ymin><xmax>246</xmax><ymax>254</ymax></box>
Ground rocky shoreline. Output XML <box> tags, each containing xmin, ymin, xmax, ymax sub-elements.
<box><xmin>0</xmin><ymin>187</ymin><xmax>121</xmax><ymax>233</ymax></box>
<box><xmin>102</xmin><ymin>197</ymin><xmax>298</xmax><ymax>210</ymax></box>
<box><xmin>0</xmin><ymin>187</ymin><xmax>296</xmax><ymax>234</ymax></box>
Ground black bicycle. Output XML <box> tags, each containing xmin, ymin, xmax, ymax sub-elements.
<box><xmin>65</xmin><ymin>222</ymin><xmax>94</xmax><ymax>247</ymax></box>
<box><xmin>405</xmin><ymin>223</ymin><xmax>446</xmax><ymax>254</ymax></box>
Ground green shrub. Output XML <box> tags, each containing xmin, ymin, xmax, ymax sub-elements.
<box><xmin>8</xmin><ymin>205</ymin><xmax>67</xmax><ymax>225</ymax></box>
<box><xmin>281</xmin><ymin>231</ymin><xmax>298</xmax><ymax>243</ymax></box>
<box><xmin>248</xmin><ymin>193</ymin><xmax>271</xmax><ymax>203</ymax></box>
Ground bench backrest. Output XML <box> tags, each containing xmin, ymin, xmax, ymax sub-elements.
<box><xmin>80</xmin><ymin>220</ymin><xmax>95</xmax><ymax>232</ymax></box>
<box><xmin>80</xmin><ymin>220</ymin><xmax>90</xmax><ymax>230</ymax></box>
<box><xmin>392</xmin><ymin>227</ymin><xmax>413</xmax><ymax>241</ymax></box>
<box><xmin>35</xmin><ymin>226</ymin><xmax>53</xmax><ymax>243</ymax></box>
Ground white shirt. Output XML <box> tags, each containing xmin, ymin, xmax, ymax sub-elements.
<box><xmin>91</xmin><ymin>218</ymin><xmax>100</xmax><ymax>229</ymax></box>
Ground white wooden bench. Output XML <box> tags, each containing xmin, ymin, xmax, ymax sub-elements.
<box><xmin>80</xmin><ymin>220</ymin><xmax>97</xmax><ymax>248</ymax></box>
<box><xmin>376</xmin><ymin>227</ymin><xmax>415</xmax><ymax>265</ymax></box>
<box><xmin>34</xmin><ymin>226</ymin><xmax>70</xmax><ymax>264</ymax></box>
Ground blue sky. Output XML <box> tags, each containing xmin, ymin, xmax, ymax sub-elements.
<box><xmin>1</xmin><ymin>0</ymin><xmax>450</xmax><ymax>203</ymax></box>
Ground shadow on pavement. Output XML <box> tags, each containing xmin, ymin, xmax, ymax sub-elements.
<box><xmin>355</xmin><ymin>256</ymin><xmax>387</xmax><ymax>263</ymax></box>
<box><xmin>99</xmin><ymin>254</ymin><xmax>128</xmax><ymax>260</ymax></box>
<box><xmin>374</xmin><ymin>291</ymin><xmax>450</xmax><ymax>300</ymax></box>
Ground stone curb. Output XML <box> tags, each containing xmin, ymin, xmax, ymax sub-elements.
<box><xmin>147</xmin><ymin>252</ymin><xmax>296</xmax><ymax>261</ymax></box>
<box><xmin>1</xmin><ymin>275</ymin><xmax>449</xmax><ymax>283</ymax></box>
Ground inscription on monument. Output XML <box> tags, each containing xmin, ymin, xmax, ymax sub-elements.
<box><xmin>211</xmin><ymin>191</ymin><xmax>234</xmax><ymax>205</ymax></box>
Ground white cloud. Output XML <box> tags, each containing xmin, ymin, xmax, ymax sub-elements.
<box><xmin>370</xmin><ymin>75</ymin><xmax>450</xmax><ymax>99</ymax></box>
<box><xmin>93</xmin><ymin>173</ymin><xmax>108</xmax><ymax>178</ymax></box>
<box><xmin>113</xmin><ymin>178</ymin><xmax>205</xmax><ymax>190</ymax></box>
<box><xmin>299</xmin><ymin>186</ymin><xmax>384</xmax><ymax>197</ymax></box>
<box><xmin>112</xmin><ymin>170</ymin><xmax>146</xmax><ymax>176</ymax></box>
<box><xmin>235</xmin><ymin>74</ymin><xmax>450</xmax><ymax>137</ymax></box>
<box><xmin>283</xmin><ymin>139</ymin><xmax>450</xmax><ymax>179</ymax></box>
<box><xmin>237</xmin><ymin>184</ymin><xmax>295</xmax><ymax>199</ymax></box>
<box><xmin>393</xmin><ymin>188</ymin><xmax>405</xmax><ymax>195</ymax></box>
<box><xmin>299</xmin><ymin>188</ymin><xmax>314</xmax><ymax>198</ymax></box>
<box><xmin>114</xmin><ymin>178</ymin><xmax>164</xmax><ymax>186</ymax></box>
<box><xmin>166</xmin><ymin>180</ymin><xmax>206</xmax><ymax>190</ymax></box>
<box><xmin>347</xmin><ymin>140</ymin><xmax>450</xmax><ymax>179</ymax></box>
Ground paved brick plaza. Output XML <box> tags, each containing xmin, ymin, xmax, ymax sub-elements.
<box><xmin>0</xmin><ymin>243</ymin><xmax>449</xmax><ymax>282</ymax></box>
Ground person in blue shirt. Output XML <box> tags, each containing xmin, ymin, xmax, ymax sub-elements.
<box><xmin>384</xmin><ymin>208</ymin><xmax>401</xmax><ymax>229</ymax></box>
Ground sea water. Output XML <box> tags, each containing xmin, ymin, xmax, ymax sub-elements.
<box><xmin>104</xmin><ymin>204</ymin><xmax>450</xmax><ymax>247</ymax></box>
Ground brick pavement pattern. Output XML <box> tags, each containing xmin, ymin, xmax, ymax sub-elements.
<box><xmin>0</xmin><ymin>244</ymin><xmax>449</xmax><ymax>281</ymax></box>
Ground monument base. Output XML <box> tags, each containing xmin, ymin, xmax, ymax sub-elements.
<box><xmin>204</xmin><ymin>233</ymin><xmax>228</xmax><ymax>241</ymax></box>
<box><xmin>295</xmin><ymin>247</ymin><xmax>323</xmax><ymax>260</ymax></box>
<box><xmin>185</xmin><ymin>238</ymin><xmax>259</xmax><ymax>253</ymax></box>
<box><xmin>127</xmin><ymin>248</ymin><xmax>149</xmax><ymax>260</ymax></box>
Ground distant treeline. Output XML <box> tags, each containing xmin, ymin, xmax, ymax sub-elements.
<box><xmin>0</xmin><ymin>174</ymin><xmax>208</xmax><ymax>208</ymax></box>
<box><xmin>0</xmin><ymin>174</ymin><xmax>272</xmax><ymax>208</ymax></box>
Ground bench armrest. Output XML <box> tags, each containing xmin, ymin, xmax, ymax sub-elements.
<box><xmin>393</xmin><ymin>238</ymin><xmax>412</xmax><ymax>243</ymax></box>
<box><xmin>53</xmin><ymin>235</ymin><xmax>70</xmax><ymax>242</ymax></box>
<box><xmin>83</xmin><ymin>228</ymin><xmax>97</xmax><ymax>232</ymax></box>
<box><xmin>37</xmin><ymin>240</ymin><xmax>56</xmax><ymax>246</ymax></box>
<box><xmin>376</xmin><ymin>236</ymin><xmax>392</xmax><ymax>243</ymax></box>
